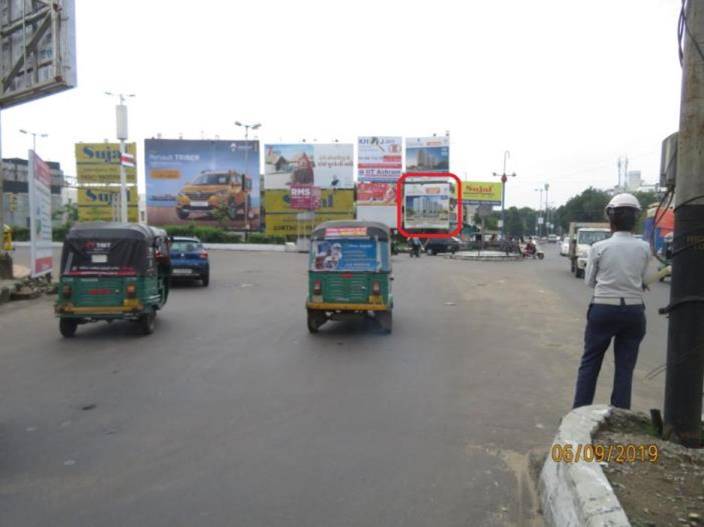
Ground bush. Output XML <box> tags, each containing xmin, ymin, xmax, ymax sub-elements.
<box><xmin>161</xmin><ymin>225</ymin><xmax>284</xmax><ymax>244</ymax></box>
<box><xmin>9</xmin><ymin>226</ymin><xmax>29</xmax><ymax>241</ymax></box>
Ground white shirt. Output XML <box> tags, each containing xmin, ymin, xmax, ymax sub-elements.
<box><xmin>585</xmin><ymin>231</ymin><xmax>651</xmax><ymax>300</ymax></box>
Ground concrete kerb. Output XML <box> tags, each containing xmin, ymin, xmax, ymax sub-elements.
<box><xmin>446</xmin><ymin>251</ymin><xmax>523</xmax><ymax>262</ymax></box>
<box><xmin>539</xmin><ymin>404</ymin><xmax>630</xmax><ymax>527</ymax></box>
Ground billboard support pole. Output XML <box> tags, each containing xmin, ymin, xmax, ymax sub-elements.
<box><xmin>0</xmin><ymin>110</ymin><xmax>11</xmax><ymax>279</ymax></box>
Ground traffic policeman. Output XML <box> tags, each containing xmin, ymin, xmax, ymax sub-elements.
<box><xmin>573</xmin><ymin>193</ymin><xmax>651</xmax><ymax>409</ymax></box>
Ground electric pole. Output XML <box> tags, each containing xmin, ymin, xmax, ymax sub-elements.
<box><xmin>664</xmin><ymin>0</ymin><xmax>704</xmax><ymax>448</ymax></box>
<box><xmin>493</xmin><ymin>150</ymin><xmax>516</xmax><ymax>238</ymax></box>
<box><xmin>106</xmin><ymin>92</ymin><xmax>134</xmax><ymax>223</ymax></box>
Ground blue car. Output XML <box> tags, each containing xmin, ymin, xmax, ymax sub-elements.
<box><xmin>169</xmin><ymin>236</ymin><xmax>210</xmax><ymax>286</ymax></box>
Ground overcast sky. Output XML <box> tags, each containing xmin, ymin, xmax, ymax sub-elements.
<box><xmin>1</xmin><ymin>0</ymin><xmax>682</xmax><ymax>208</ymax></box>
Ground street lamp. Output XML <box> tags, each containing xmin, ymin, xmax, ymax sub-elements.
<box><xmin>19</xmin><ymin>129</ymin><xmax>48</xmax><ymax>152</ymax></box>
<box><xmin>492</xmin><ymin>150</ymin><xmax>516</xmax><ymax>239</ymax></box>
<box><xmin>544</xmin><ymin>183</ymin><xmax>550</xmax><ymax>235</ymax></box>
<box><xmin>105</xmin><ymin>92</ymin><xmax>135</xmax><ymax>223</ymax></box>
<box><xmin>534</xmin><ymin>187</ymin><xmax>544</xmax><ymax>235</ymax></box>
<box><xmin>234</xmin><ymin>121</ymin><xmax>261</xmax><ymax>140</ymax></box>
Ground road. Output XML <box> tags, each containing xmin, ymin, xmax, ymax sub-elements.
<box><xmin>0</xmin><ymin>244</ymin><xmax>671</xmax><ymax>526</ymax></box>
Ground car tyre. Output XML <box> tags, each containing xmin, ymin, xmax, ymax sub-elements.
<box><xmin>575</xmin><ymin>268</ymin><xmax>584</xmax><ymax>279</ymax></box>
<box><xmin>139</xmin><ymin>311</ymin><xmax>156</xmax><ymax>335</ymax></box>
<box><xmin>201</xmin><ymin>273</ymin><xmax>210</xmax><ymax>287</ymax></box>
<box><xmin>426</xmin><ymin>248</ymin><xmax>433</xmax><ymax>256</ymax></box>
<box><xmin>59</xmin><ymin>318</ymin><xmax>78</xmax><ymax>338</ymax></box>
<box><xmin>176</xmin><ymin>208</ymin><xmax>189</xmax><ymax>220</ymax></box>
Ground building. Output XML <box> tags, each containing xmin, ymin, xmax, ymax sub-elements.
<box><xmin>626</xmin><ymin>170</ymin><xmax>642</xmax><ymax>191</ymax></box>
<box><xmin>2</xmin><ymin>157</ymin><xmax>65</xmax><ymax>228</ymax></box>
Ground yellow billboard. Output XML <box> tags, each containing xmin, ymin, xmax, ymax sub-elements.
<box><xmin>461</xmin><ymin>181</ymin><xmax>502</xmax><ymax>205</ymax></box>
<box><xmin>78</xmin><ymin>187</ymin><xmax>139</xmax><ymax>222</ymax></box>
<box><xmin>264</xmin><ymin>189</ymin><xmax>354</xmax><ymax>235</ymax></box>
<box><xmin>75</xmin><ymin>143</ymin><xmax>137</xmax><ymax>184</ymax></box>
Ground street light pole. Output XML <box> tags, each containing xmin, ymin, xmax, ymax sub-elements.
<box><xmin>234</xmin><ymin>121</ymin><xmax>261</xmax><ymax>233</ymax></box>
<box><xmin>234</xmin><ymin>121</ymin><xmax>261</xmax><ymax>141</ymax></box>
<box><xmin>106</xmin><ymin>92</ymin><xmax>134</xmax><ymax>223</ymax></box>
<box><xmin>534</xmin><ymin>188</ymin><xmax>544</xmax><ymax>235</ymax></box>
<box><xmin>544</xmin><ymin>183</ymin><xmax>550</xmax><ymax>236</ymax></box>
<box><xmin>19</xmin><ymin>129</ymin><xmax>48</xmax><ymax>153</ymax></box>
<box><xmin>493</xmin><ymin>150</ymin><xmax>516</xmax><ymax>238</ymax></box>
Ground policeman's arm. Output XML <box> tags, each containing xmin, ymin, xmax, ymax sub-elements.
<box><xmin>585</xmin><ymin>245</ymin><xmax>598</xmax><ymax>287</ymax></box>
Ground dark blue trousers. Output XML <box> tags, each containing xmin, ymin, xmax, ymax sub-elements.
<box><xmin>573</xmin><ymin>303</ymin><xmax>646</xmax><ymax>409</ymax></box>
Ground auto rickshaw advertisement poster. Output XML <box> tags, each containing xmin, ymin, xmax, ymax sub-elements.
<box><xmin>311</xmin><ymin>239</ymin><xmax>378</xmax><ymax>272</ymax></box>
<box><xmin>75</xmin><ymin>143</ymin><xmax>137</xmax><ymax>184</ymax></box>
<box><xmin>263</xmin><ymin>189</ymin><xmax>354</xmax><ymax>236</ymax></box>
<box><xmin>264</xmin><ymin>144</ymin><xmax>354</xmax><ymax>189</ymax></box>
<box><xmin>145</xmin><ymin>139</ymin><xmax>261</xmax><ymax>230</ymax></box>
<box><xmin>77</xmin><ymin>187</ymin><xmax>139</xmax><ymax>222</ymax></box>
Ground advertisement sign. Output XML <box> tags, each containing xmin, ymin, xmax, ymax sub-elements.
<box><xmin>461</xmin><ymin>181</ymin><xmax>502</xmax><ymax>205</ymax></box>
<box><xmin>405</xmin><ymin>137</ymin><xmax>450</xmax><ymax>173</ymax></box>
<box><xmin>78</xmin><ymin>187</ymin><xmax>139</xmax><ymax>222</ymax></box>
<box><xmin>264</xmin><ymin>189</ymin><xmax>354</xmax><ymax>236</ymax></box>
<box><xmin>145</xmin><ymin>139</ymin><xmax>261</xmax><ymax>230</ymax></box>
<box><xmin>28</xmin><ymin>151</ymin><xmax>53</xmax><ymax>277</ymax></box>
<box><xmin>75</xmin><ymin>143</ymin><xmax>137</xmax><ymax>184</ymax></box>
<box><xmin>356</xmin><ymin>182</ymin><xmax>396</xmax><ymax>206</ymax></box>
<box><xmin>264</xmin><ymin>143</ymin><xmax>354</xmax><ymax>189</ymax></box>
<box><xmin>403</xmin><ymin>182</ymin><xmax>451</xmax><ymax>230</ymax></box>
<box><xmin>290</xmin><ymin>184</ymin><xmax>322</xmax><ymax>210</ymax></box>
<box><xmin>311</xmin><ymin>239</ymin><xmax>377</xmax><ymax>271</ymax></box>
<box><xmin>357</xmin><ymin>136</ymin><xmax>402</xmax><ymax>181</ymax></box>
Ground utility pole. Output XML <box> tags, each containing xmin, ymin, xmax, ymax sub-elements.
<box><xmin>664</xmin><ymin>0</ymin><xmax>704</xmax><ymax>448</ymax></box>
<box><xmin>493</xmin><ymin>150</ymin><xmax>516</xmax><ymax>238</ymax></box>
<box><xmin>106</xmin><ymin>92</ymin><xmax>134</xmax><ymax>223</ymax></box>
<box><xmin>544</xmin><ymin>183</ymin><xmax>550</xmax><ymax>236</ymax></box>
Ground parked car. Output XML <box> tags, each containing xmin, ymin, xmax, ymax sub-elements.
<box><xmin>547</xmin><ymin>234</ymin><xmax>558</xmax><ymax>243</ymax></box>
<box><xmin>170</xmin><ymin>236</ymin><xmax>210</xmax><ymax>286</ymax></box>
<box><xmin>560</xmin><ymin>236</ymin><xmax>570</xmax><ymax>256</ymax></box>
<box><xmin>424</xmin><ymin>237</ymin><xmax>462</xmax><ymax>255</ymax></box>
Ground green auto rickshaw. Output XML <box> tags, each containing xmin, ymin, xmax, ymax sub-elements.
<box><xmin>55</xmin><ymin>222</ymin><xmax>172</xmax><ymax>337</ymax></box>
<box><xmin>306</xmin><ymin>220</ymin><xmax>393</xmax><ymax>333</ymax></box>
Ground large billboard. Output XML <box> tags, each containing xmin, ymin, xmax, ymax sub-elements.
<box><xmin>404</xmin><ymin>182</ymin><xmax>451</xmax><ymax>230</ymax></box>
<box><xmin>75</xmin><ymin>143</ymin><xmax>137</xmax><ymax>184</ymax></box>
<box><xmin>461</xmin><ymin>181</ymin><xmax>502</xmax><ymax>205</ymax></box>
<box><xmin>78</xmin><ymin>187</ymin><xmax>139</xmax><ymax>222</ymax></box>
<box><xmin>357</xmin><ymin>137</ymin><xmax>402</xmax><ymax>181</ymax></box>
<box><xmin>264</xmin><ymin>189</ymin><xmax>354</xmax><ymax>236</ymax></box>
<box><xmin>264</xmin><ymin>143</ymin><xmax>354</xmax><ymax>189</ymax></box>
<box><xmin>28</xmin><ymin>151</ymin><xmax>53</xmax><ymax>277</ymax></box>
<box><xmin>145</xmin><ymin>139</ymin><xmax>261</xmax><ymax>230</ymax></box>
<box><xmin>405</xmin><ymin>137</ymin><xmax>450</xmax><ymax>173</ymax></box>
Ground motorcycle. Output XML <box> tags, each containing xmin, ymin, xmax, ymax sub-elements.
<box><xmin>409</xmin><ymin>244</ymin><xmax>421</xmax><ymax>258</ymax></box>
<box><xmin>522</xmin><ymin>242</ymin><xmax>544</xmax><ymax>260</ymax></box>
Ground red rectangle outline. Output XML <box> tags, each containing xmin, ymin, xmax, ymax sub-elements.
<box><xmin>396</xmin><ymin>172</ymin><xmax>463</xmax><ymax>239</ymax></box>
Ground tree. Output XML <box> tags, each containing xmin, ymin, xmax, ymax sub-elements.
<box><xmin>554</xmin><ymin>188</ymin><xmax>611</xmax><ymax>231</ymax></box>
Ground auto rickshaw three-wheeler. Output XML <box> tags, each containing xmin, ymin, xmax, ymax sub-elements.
<box><xmin>306</xmin><ymin>220</ymin><xmax>393</xmax><ymax>333</ymax></box>
<box><xmin>55</xmin><ymin>222</ymin><xmax>171</xmax><ymax>337</ymax></box>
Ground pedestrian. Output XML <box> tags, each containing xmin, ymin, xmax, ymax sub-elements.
<box><xmin>572</xmin><ymin>193</ymin><xmax>651</xmax><ymax>409</ymax></box>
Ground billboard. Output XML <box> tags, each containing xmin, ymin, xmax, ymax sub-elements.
<box><xmin>405</xmin><ymin>137</ymin><xmax>450</xmax><ymax>173</ymax></box>
<box><xmin>75</xmin><ymin>143</ymin><xmax>137</xmax><ymax>184</ymax></box>
<box><xmin>461</xmin><ymin>181</ymin><xmax>502</xmax><ymax>205</ymax></box>
<box><xmin>357</xmin><ymin>136</ymin><xmax>402</xmax><ymax>181</ymax></box>
<box><xmin>356</xmin><ymin>182</ymin><xmax>397</xmax><ymax>206</ymax></box>
<box><xmin>264</xmin><ymin>189</ymin><xmax>354</xmax><ymax>236</ymax></box>
<box><xmin>404</xmin><ymin>182</ymin><xmax>451</xmax><ymax>230</ymax></box>
<box><xmin>264</xmin><ymin>143</ymin><xmax>354</xmax><ymax>189</ymax></box>
<box><xmin>28</xmin><ymin>151</ymin><xmax>53</xmax><ymax>277</ymax></box>
<box><xmin>78</xmin><ymin>187</ymin><xmax>139</xmax><ymax>222</ymax></box>
<box><xmin>145</xmin><ymin>139</ymin><xmax>261</xmax><ymax>230</ymax></box>
<box><xmin>0</xmin><ymin>0</ymin><xmax>76</xmax><ymax>108</ymax></box>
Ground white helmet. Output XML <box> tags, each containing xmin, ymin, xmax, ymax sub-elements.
<box><xmin>606</xmin><ymin>193</ymin><xmax>641</xmax><ymax>213</ymax></box>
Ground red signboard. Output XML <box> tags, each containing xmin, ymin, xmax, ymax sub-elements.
<box><xmin>357</xmin><ymin>182</ymin><xmax>396</xmax><ymax>206</ymax></box>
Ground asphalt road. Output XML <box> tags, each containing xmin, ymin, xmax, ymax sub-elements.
<box><xmin>0</xmin><ymin>244</ymin><xmax>671</xmax><ymax>526</ymax></box>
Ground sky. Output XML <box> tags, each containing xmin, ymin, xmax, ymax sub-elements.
<box><xmin>1</xmin><ymin>0</ymin><xmax>683</xmax><ymax>209</ymax></box>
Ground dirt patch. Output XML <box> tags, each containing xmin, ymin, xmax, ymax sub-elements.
<box><xmin>593</xmin><ymin>409</ymin><xmax>704</xmax><ymax>527</ymax></box>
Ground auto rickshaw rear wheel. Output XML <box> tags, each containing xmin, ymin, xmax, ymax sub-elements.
<box><xmin>377</xmin><ymin>311</ymin><xmax>392</xmax><ymax>334</ymax></box>
<box><xmin>139</xmin><ymin>311</ymin><xmax>156</xmax><ymax>335</ymax></box>
<box><xmin>307</xmin><ymin>309</ymin><xmax>326</xmax><ymax>333</ymax></box>
<box><xmin>59</xmin><ymin>318</ymin><xmax>78</xmax><ymax>338</ymax></box>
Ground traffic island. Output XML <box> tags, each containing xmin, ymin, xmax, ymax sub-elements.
<box><xmin>540</xmin><ymin>405</ymin><xmax>704</xmax><ymax>527</ymax></box>
<box><xmin>448</xmin><ymin>250</ymin><xmax>523</xmax><ymax>262</ymax></box>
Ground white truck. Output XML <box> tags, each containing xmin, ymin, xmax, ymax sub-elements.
<box><xmin>567</xmin><ymin>222</ymin><xmax>611</xmax><ymax>278</ymax></box>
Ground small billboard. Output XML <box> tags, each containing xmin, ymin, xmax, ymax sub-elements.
<box><xmin>405</xmin><ymin>137</ymin><xmax>450</xmax><ymax>173</ymax></box>
<box><xmin>28</xmin><ymin>151</ymin><xmax>53</xmax><ymax>277</ymax></box>
<box><xmin>461</xmin><ymin>181</ymin><xmax>502</xmax><ymax>205</ymax></box>
<box><xmin>357</xmin><ymin>136</ymin><xmax>402</xmax><ymax>181</ymax></box>
<box><xmin>264</xmin><ymin>143</ymin><xmax>354</xmax><ymax>189</ymax></box>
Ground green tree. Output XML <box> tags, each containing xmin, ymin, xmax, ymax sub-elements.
<box><xmin>554</xmin><ymin>188</ymin><xmax>611</xmax><ymax>231</ymax></box>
